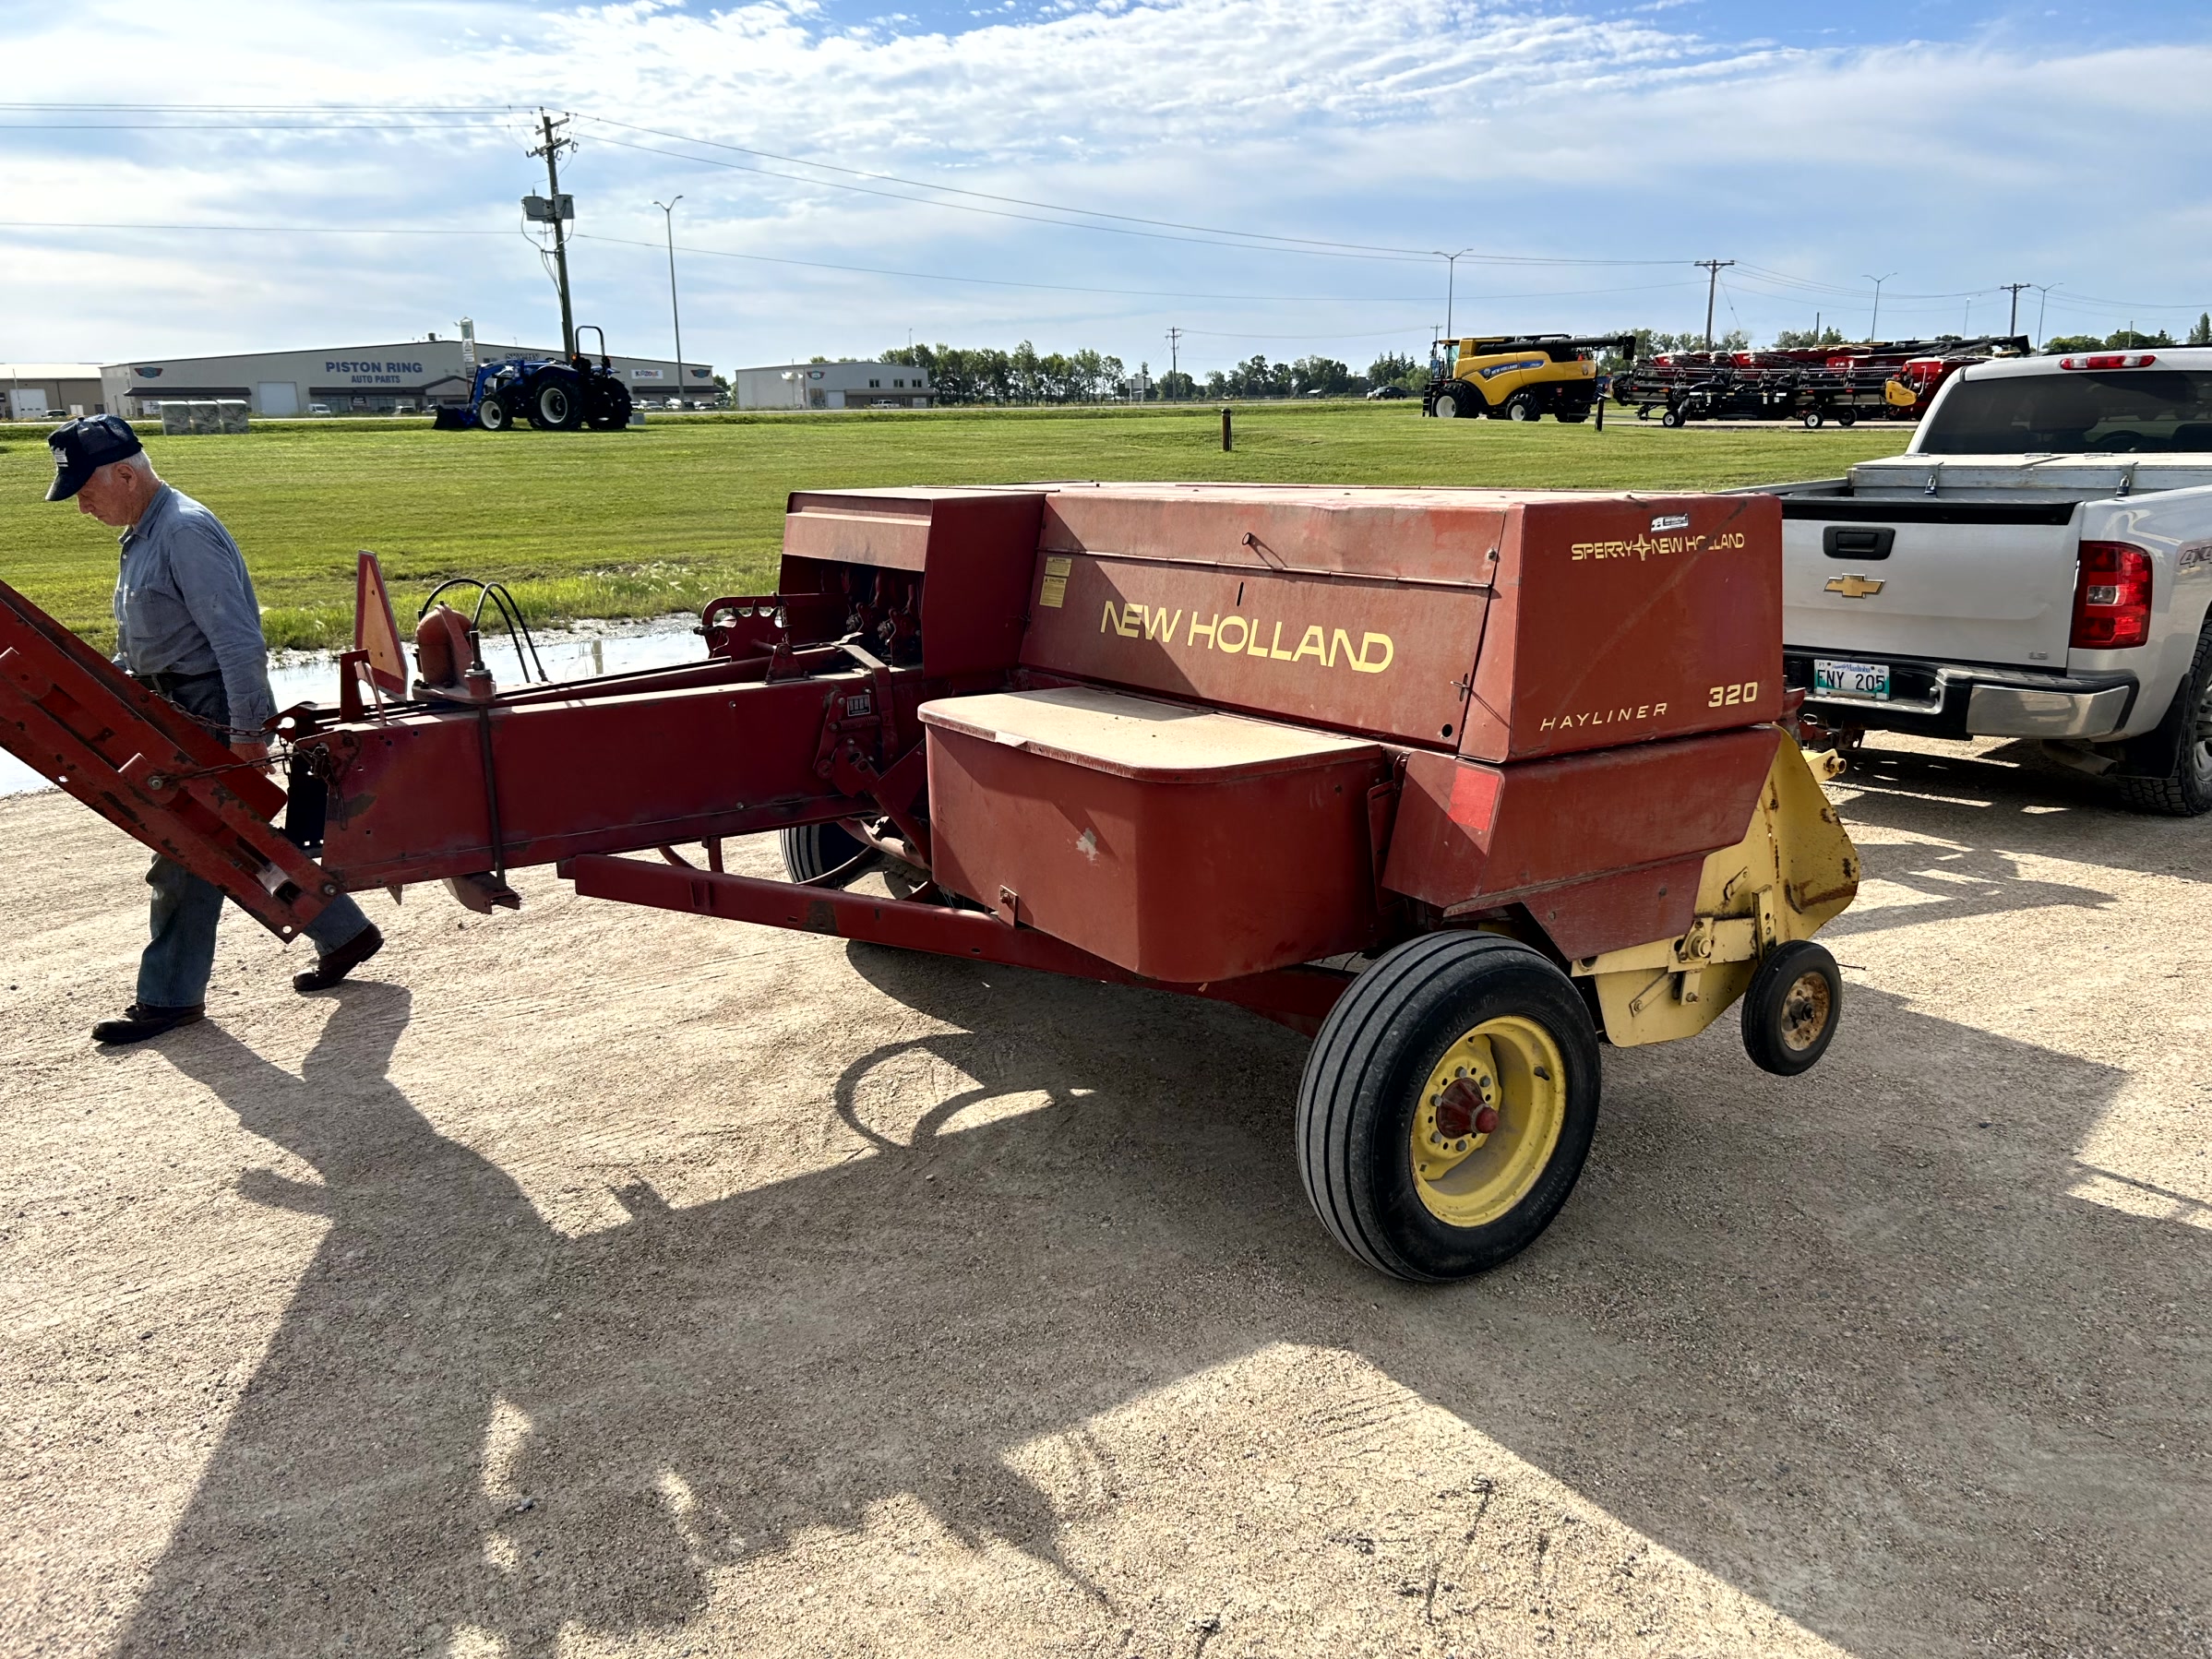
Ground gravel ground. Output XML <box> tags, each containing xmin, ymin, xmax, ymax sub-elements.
<box><xmin>1</xmin><ymin>735</ymin><xmax>2206</xmax><ymax>1659</ymax></box>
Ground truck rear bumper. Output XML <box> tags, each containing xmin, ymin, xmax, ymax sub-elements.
<box><xmin>1783</xmin><ymin>650</ymin><xmax>2137</xmax><ymax>741</ymax></box>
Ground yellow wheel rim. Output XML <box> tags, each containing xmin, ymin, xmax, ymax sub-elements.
<box><xmin>1409</xmin><ymin>1015</ymin><xmax>1568</xmax><ymax>1229</ymax></box>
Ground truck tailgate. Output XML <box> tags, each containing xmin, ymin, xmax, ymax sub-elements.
<box><xmin>1780</xmin><ymin>498</ymin><xmax>2082</xmax><ymax>667</ymax></box>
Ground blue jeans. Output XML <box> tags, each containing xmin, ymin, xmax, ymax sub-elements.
<box><xmin>137</xmin><ymin>674</ymin><xmax>373</xmax><ymax>1010</ymax></box>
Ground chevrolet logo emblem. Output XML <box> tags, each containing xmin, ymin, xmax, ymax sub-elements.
<box><xmin>1825</xmin><ymin>574</ymin><xmax>1885</xmax><ymax>599</ymax></box>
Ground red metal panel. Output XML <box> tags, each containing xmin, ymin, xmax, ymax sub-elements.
<box><xmin>0</xmin><ymin>578</ymin><xmax>332</xmax><ymax>941</ymax></box>
<box><xmin>922</xmin><ymin>689</ymin><xmax>1388</xmax><ymax>982</ymax></box>
<box><xmin>1018</xmin><ymin>554</ymin><xmax>1484</xmax><ymax>746</ymax></box>
<box><xmin>561</xmin><ymin>853</ymin><xmax>1354</xmax><ymax>1034</ymax></box>
<box><xmin>1462</xmin><ymin>493</ymin><xmax>1783</xmax><ymax>761</ymax></box>
<box><xmin>313</xmin><ymin>674</ymin><xmax>876</xmax><ymax>889</ymax></box>
<box><xmin>1383</xmin><ymin>725</ymin><xmax>1780</xmax><ymax>957</ymax></box>
<box><xmin>1038</xmin><ymin>484</ymin><xmax>1512</xmax><ymax>587</ymax></box>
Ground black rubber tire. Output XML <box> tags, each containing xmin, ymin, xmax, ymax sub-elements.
<box><xmin>2116</xmin><ymin>624</ymin><xmax>2212</xmax><ymax>817</ymax></box>
<box><xmin>1801</xmin><ymin>410</ymin><xmax>1824</xmax><ymax>429</ymax></box>
<box><xmin>476</xmin><ymin>397</ymin><xmax>512</xmax><ymax>432</ymax></box>
<box><xmin>528</xmin><ymin>376</ymin><xmax>582</xmax><ymax>431</ymax></box>
<box><xmin>1297</xmin><ymin>933</ymin><xmax>1602</xmax><ymax>1283</ymax></box>
<box><xmin>1501</xmin><ymin>392</ymin><xmax>1540</xmax><ymax>423</ymax></box>
<box><xmin>1635</xmin><ymin>404</ymin><xmax>1654</xmax><ymax>422</ymax></box>
<box><xmin>1836</xmin><ymin>409</ymin><xmax>1857</xmax><ymax>427</ymax></box>
<box><xmin>586</xmin><ymin>377</ymin><xmax>633</xmax><ymax>431</ymax></box>
<box><xmin>779</xmin><ymin>821</ymin><xmax>882</xmax><ymax>888</ymax></box>
<box><xmin>1434</xmin><ymin>386</ymin><xmax>1471</xmax><ymax>420</ymax></box>
<box><xmin>1660</xmin><ymin>407</ymin><xmax>1685</xmax><ymax>427</ymax></box>
<box><xmin>1740</xmin><ymin>939</ymin><xmax>1843</xmax><ymax>1077</ymax></box>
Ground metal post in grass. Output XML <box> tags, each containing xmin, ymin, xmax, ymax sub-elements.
<box><xmin>1221</xmin><ymin>406</ymin><xmax>1233</xmax><ymax>451</ymax></box>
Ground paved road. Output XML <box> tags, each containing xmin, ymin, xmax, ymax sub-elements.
<box><xmin>2</xmin><ymin>735</ymin><xmax>2206</xmax><ymax>1658</ymax></box>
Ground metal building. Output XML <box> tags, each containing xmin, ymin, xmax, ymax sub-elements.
<box><xmin>734</xmin><ymin>362</ymin><xmax>932</xmax><ymax>411</ymax></box>
<box><xmin>100</xmin><ymin>339</ymin><xmax>715</xmax><ymax>419</ymax></box>
<box><xmin>2</xmin><ymin>364</ymin><xmax>106</xmax><ymax>421</ymax></box>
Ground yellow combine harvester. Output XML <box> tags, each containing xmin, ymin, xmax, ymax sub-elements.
<box><xmin>1424</xmin><ymin>334</ymin><xmax>1638</xmax><ymax>423</ymax></box>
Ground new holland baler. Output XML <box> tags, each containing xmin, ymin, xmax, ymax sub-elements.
<box><xmin>0</xmin><ymin>483</ymin><xmax>1858</xmax><ymax>1281</ymax></box>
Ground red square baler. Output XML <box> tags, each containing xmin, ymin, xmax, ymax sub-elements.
<box><xmin>0</xmin><ymin>483</ymin><xmax>1858</xmax><ymax>1281</ymax></box>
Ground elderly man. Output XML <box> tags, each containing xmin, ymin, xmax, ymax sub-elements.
<box><xmin>45</xmin><ymin>415</ymin><xmax>385</xmax><ymax>1044</ymax></box>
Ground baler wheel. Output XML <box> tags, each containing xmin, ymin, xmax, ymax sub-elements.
<box><xmin>779</xmin><ymin>821</ymin><xmax>883</xmax><ymax>889</ymax></box>
<box><xmin>1297</xmin><ymin>933</ymin><xmax>1600</xmax><ymax>1283</ymax></box>
<box><xmin>1740</xmin><ymin>939</ymin><xmax>1842</xmax><ymax>1077</ymax></box>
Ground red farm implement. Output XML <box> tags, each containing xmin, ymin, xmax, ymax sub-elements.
<box><xmin>1618</xmin><ymin>335</ymin><xmax>2031</xmax><ymax>427</ymax></box>
<box><xmin>0</xmin><ymin>483</ymin><xmax>1859</xmax><ymax>1281</ymax></box>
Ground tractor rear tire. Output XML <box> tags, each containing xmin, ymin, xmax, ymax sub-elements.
<box><xmin>1297</xmin><ymin>932</ymin><xmax>1602</xmax><ymax>1283</ymax></box>
<box><xmin>476</xmin><ymin>397</ymin><xmax>513</xmax><ymax>432</ymax></box>
<box><xmin>528</xmin><ymin>376</ymin><xmax>583</xmax><ymax>431</ymax></box>
<box><xmin>587</xmin><ymin>378</ymin><xmax>633</xmax><ymax>431</ymax></box>
<box><xmin>780</xmin><ymin>821</ymin><xmax>883</xmax><ymax>888</ymax></box>
<box><xmin>1740</xmin><ymin>939</ymin><xmax>1842</xmax><ymax>1077</ymax></box>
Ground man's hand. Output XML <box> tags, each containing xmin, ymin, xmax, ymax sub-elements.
<box><xmin>230</xmin><ymin>739</ymin><xmax>272</xmax><ymax>772</ymax></box>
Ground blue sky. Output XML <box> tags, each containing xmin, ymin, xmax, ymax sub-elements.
<box><xmin>4</xmin><ymin>1</ymin><xmax>2208</xmax><ymax>377</ymax></box>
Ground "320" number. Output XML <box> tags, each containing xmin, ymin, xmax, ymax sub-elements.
<box><xmin>1707</xmin><ymin>681</ymin><xmax>1760</xmax><ymax>708</ymax></box>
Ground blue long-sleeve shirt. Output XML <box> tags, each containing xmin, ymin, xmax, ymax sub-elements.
<box><xmin>112</xmin><ymin>484</ymin><xmax>277</xmax><ymax>737</ymax></box>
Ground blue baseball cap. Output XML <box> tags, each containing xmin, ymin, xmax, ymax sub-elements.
<box><xmin>46</xmin><ymin>413</ymin><xmax>145</xmax><ymax>501</ymax></box>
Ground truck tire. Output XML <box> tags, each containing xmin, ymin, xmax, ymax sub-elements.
<box><xmin>527</xmin><ymin>376</ymin><xmax>583</xmax><ymax>431</ymax></box>
<box><xmin>2116</xmin><ymin>624</ymin><xmax>2212</xmax><ymax>817</ymax></box>
<box><xmin>779</xmin><ymin>821</ymin><xmax>883</xmax><ymax>888</ymax></box>
<box><xmin>1740</xmin><ymin>939</ymin><xmax>1842</xmax><ymax>1077</ymax></box>
<box><xmin>476</xmin><ymin>397</ymin><xmax>512</xmax><ymax>432</ymax></box>
<box><xmin>1501</xmin><ymin>392</ymin><xmax>1540</xmax><ymax>422</ymax></box>
<box><xmin>1297</xmin><ymin>932</ymin><xmax>1601</xmax><ymax>1283</ymax></box>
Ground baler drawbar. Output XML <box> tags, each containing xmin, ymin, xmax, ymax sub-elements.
<box><xmin>0</xmin><ymin>483</ymin><xmax>1859</xmax><ymax>1281</ymax></box>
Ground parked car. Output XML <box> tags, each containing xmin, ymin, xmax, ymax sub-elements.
<box><xmin>1764</xmin><ymin>346</ymin><xmax>2212</xmax><ymax>813</ymax></box>
<box><xmin>307</xmin><ymin>403</ymin><xmax>331</xmax><ymax>417</ymax></box>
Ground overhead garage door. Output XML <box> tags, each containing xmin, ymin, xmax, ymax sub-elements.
<box><xmin>256</xmin><ymin>381</ymin><xmax>300</xmax><ymax>417</ymax></box>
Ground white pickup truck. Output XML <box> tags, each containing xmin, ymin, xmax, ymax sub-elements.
<box><xmin>1764</xmin><ymin>347</ymin><xmax>2212</xmax><ymax>814</ymax></box>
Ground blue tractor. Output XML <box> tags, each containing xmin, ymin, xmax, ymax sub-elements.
<box><xmin>433</xmin><ymin>325</ymin><xmax>632</xmax><ymax>433</ymax></box>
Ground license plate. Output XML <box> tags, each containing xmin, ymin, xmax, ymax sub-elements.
<box><xmin>1813</xmin><ymin>658</ymin><xmax>1890</xmax><ymax>700</ymax></box>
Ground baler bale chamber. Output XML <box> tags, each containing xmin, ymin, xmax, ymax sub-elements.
<box><xmin>0</xmin><ymin>483</ymin><xmax>1858</xmax><ymax>1283</ymax></box>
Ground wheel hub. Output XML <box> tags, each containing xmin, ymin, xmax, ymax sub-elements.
<box><xmin>1409</xmin><ymin>1017</ymin><xmax>1568</xmax><ymax>1228</ymax></box>
<box><xmin>1778</xmin><ymin>971</ymin><xmax>1832</xmax><ymax>1052</ymax></box>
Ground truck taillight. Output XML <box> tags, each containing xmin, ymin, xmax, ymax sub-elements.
<box><xmin>2071</xmin><ymin>542</ymin><xmax>2153</xmax><ymax>649</ymax></box>
<box><xmin>2060</xmin><ymin>352</ymin><xmax>2158</xmax><ymax>370</ymax></box>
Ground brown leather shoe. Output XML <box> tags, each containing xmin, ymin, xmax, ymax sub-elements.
<box><xmin>93</xmin><ymin>1003</ymin><xmax>206</xmax><ymax>1044</ymax></box>
<box><xmin>293</xmin><ymin>922</ymin><xmax>385</xmax><ymax>994</ymax></box>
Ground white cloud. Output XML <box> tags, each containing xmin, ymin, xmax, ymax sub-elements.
<box><xmin>0</xmin><ymin>2</ymin><xmax>2206</xmax><ymax>371</ymax></box>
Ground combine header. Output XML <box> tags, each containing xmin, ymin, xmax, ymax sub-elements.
<box><xmin>0</xmin><ymin>483</ymin><xmax>1859</xmax><ymax>1282</ymax></box>
<box><xmin>1618</xmin><ymin>335</ymin><xmax>2032</xmax><ymax>427</ymax></box>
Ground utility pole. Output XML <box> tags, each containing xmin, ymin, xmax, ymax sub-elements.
<box><xmin>1862</xmin><ymin>271</ymin><xmax>1896</xmax><ymax>343</ymax></box>
<box><xmin>1695</xmin><ymin>259</ymin><xmax>1735</xmax><ymax>349</ymax></box>
<box><xmin>2034</xmin><ymin>284</ymin><xmax>2059</xmax><ymax>349</ymax></box>
<box><xmin>2000</xmin><ymin>281</ymin><xmax>2031</xmax><ymax>338</ymax></box>
<box><xmin>652</xmin><ymin>196</ymin><xmax>685</xmax><ymax>390</ymax></box>
<box><xmin>1166</xmin><ymin>327</ymin><xmax>1183</xmax><ymax>400</ymax></box>
<box><xmin>532</xmin><ymin>110</ymin><xmax>579</xmax><ymax>357</ymax></box>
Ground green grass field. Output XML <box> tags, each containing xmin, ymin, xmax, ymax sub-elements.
<box><xmin>0</xmin><ymin>403</ymin><xmax>1910</xmax><ymax>651</ymax></box>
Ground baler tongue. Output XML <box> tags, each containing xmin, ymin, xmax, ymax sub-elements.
<box><xmin>0</xmin><ymin>577</ymin><xmax>336</xmax><ymax>943</ymax></box>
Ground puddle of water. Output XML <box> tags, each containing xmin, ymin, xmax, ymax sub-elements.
<box><xmin>0</xmin><ymin>615</ymin><xmax>707</xmax><ymax>799</ymax></box>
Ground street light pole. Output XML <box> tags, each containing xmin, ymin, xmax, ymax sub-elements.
<box><xmin>2034</xmin><ymin>284</ymin><xmax>2060</xmax><ymax>350</ymax></box>
<box><xmin>1862</xmin><ymin>272</ymin><xmax>1896</xmax><ymax>343</ymax></box>
<box><xmin>652</xmin><ymin>196</ymin><xmax>685</xmax><ymax>395</ymax></box>
<box><xmin>1437</xmin><ymin>248</ymin><xmax>1477</xmax><ymax>344</ymax></box>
